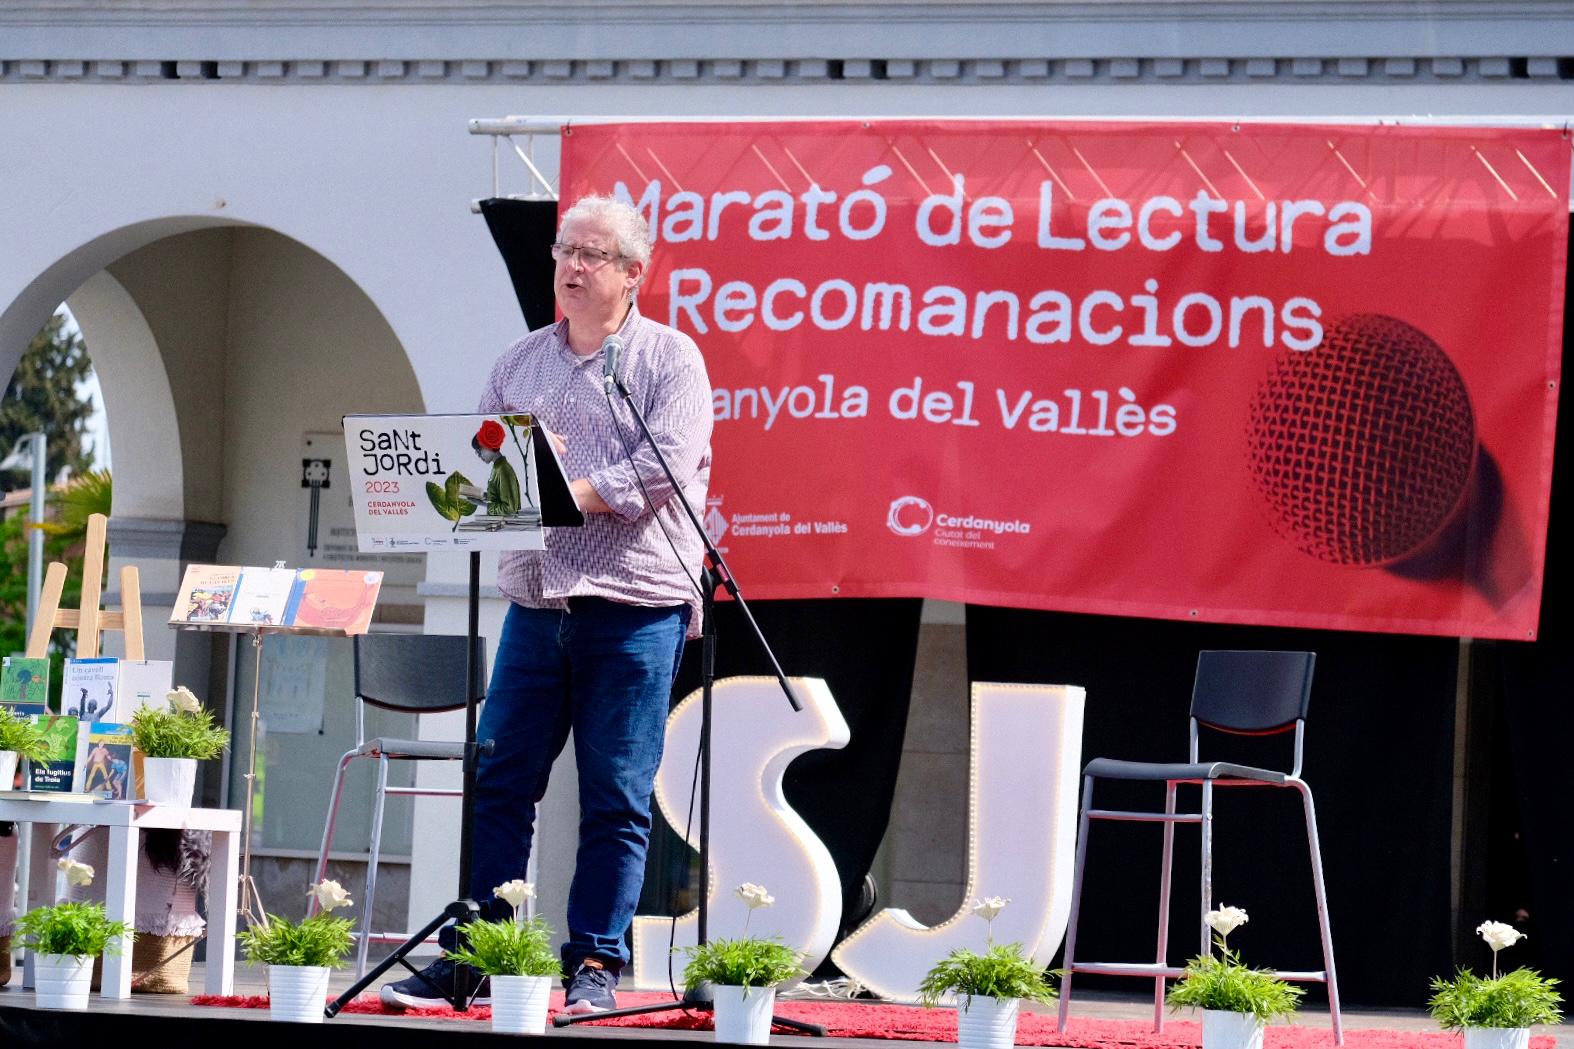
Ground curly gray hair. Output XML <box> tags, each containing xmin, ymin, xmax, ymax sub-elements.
<box><xmin>559</xmin><ymin>195</ymin><xmax>653</xmax><ymax>291</ymax></box>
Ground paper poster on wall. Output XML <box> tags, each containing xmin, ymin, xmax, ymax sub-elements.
<box><xmin>257</xmin><ymin>634</ymin><xmax>328</xmax><ymax>734</ymax></box>
<box><xmin>299</xmin><ymin>432</ymin><xmax>424</xmax><ymax>589</ymax></box>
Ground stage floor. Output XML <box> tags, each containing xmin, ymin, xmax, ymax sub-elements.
<box><xmin>3</xmin><ymin>963</ymin><xmax>1572</xmax><ymax>1047</ymax></box>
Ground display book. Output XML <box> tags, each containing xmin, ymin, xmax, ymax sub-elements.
<box><xmin>170</xmin><ymin>563</ymin><xmax>383</xmax><ymax>635</ymax></box>
<box><xmin>1</xmin><ymin>655</ymin><xmax>172</xmax><ymax>798</ymax></box>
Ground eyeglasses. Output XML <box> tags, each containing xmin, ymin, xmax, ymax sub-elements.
<box><xmin>550</xmin><ymin>243</ymin><xmax>626</xmax><ymax>268</ymax></box>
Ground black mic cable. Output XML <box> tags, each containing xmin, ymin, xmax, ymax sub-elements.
<box><xmin>598</xmin><ymin>351</ymin><xmax>711</xmax><ymax>1008</ymax></box>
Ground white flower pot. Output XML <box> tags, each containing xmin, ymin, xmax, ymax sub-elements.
<box><xmin>34</xmin><ymin>953</ymin><xmax>93</xmax><ymax>1010</ymax></box>
<box><xmin>267</xmin><ymin>963</ymin><xmax>330</xmax><ymax>1023</ymax></box>
<box><xmin>143</xmin><ymin>757</ymin><xmax>197</xmax><ymax>805</ymax></box>
<box><xmin>712</xmin><ymin>984</ymin><xmax>776</xmax><ymax>1044</ymax></box>
<box><xmin>1465</xmin><ymin>1028</ymin><xmax>1532</xmax><ymax>1049</ymax></box>
<box><xmin>1202</xmin><ymin>1009</ymin><xmax>1265</xmax><ymax>1049</ymax></box>
<box><xmin>0</xmin><ymin>749</ymin><xmax>19</xmax><ymax>789</ymax></box>
<box><xmin>957</xmin><ymin>995</ymin><xmax>1021</xmax><ymax>1049</ymax></box>
<box><xmin>490</xmin><ymin>973</ymin><xmax>553</xmax><ymax>1034</ymax></box>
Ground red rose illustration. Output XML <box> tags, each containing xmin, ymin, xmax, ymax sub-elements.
<box><xmin>476</xmin><ymin>420</ymin><xmax>506</xmax><ymax>451</ymax></box>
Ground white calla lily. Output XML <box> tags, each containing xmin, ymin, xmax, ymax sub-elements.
<box><xmin>736</xmin><ymin>883</ymin><xmax>775</xmax><ymax>910</ymax></box>
<box><xmin>58</xmin><ymin>858</ymin><xmax>95</xmax><ymax>887</ymax></box>
<box><xmin>1477</xmin><ymin>919</ymin><xmax>1527</xmax><ymax>977</ymax></box>
<box><xmin>494</xmin><ymin>880</ymin><xmax>536</xmax><ymax>910</ymax></box>
<box><xmin>1206</xmin><ymin>905</ymin><xmax>1250</xmax><ymax>938</ymax></box>
<box><xmin>308</xmin><ymin>879</ymin><xmax>353</xmax><ymax>913</ymax></box>
<box><xmin>971</xmin><ymin>897</ymin><xmax>1010</xmax><ymax>923</ymax></box>
<box><xmin>1476</xmin><ymin>920</ymin><xmax>1526</xmax><ymax>953</ymax></box>
<box><xmin>167</xmin><ymin>686</ymin><xmax>203</xmax><ymax>715</ymax></box>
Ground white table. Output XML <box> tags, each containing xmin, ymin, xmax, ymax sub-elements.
<box><xmin>0</xmin><ymin>795</ymin><xmax>241</xmax><ymax>999</ymax></box>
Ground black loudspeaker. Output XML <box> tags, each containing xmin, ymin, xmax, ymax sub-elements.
<box><xmin>479</xmin><ymin>197</ymin><xmax>559</xmax><ymax>330</ymax></box>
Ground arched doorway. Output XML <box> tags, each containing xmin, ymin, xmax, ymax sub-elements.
<box><xmin>3</xmin><ymin>218</ymin><xmax>430</xmax><ymax>936</ymax></box>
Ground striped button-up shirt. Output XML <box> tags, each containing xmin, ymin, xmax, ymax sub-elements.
<box><xmin>478</xmin><ymin>305</ymin><xmax>713</xmax><ymax>638</ymax></box>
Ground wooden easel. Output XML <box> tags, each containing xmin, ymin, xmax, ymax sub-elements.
<box><xmin>24</xmin><ymin>512</ymin><xmax>144</xmax><ymax>660</ymax></box>
<box><xmin>10</xmin><ymin>511</ymin><xmax>146</xmax><ymax>980</ymax></box>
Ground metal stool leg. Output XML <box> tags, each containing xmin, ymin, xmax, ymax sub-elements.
<box><xmin>1153</xmin><ymin>781</ymin><xmax>1178</xmax><ymax>1030</ymax></box>
<box><xmin>1056</xmin><ymin>774</ymin><xmax>1096</xmax><ymax>1035</ymax></box>
<box><xmin>1297</xmin><ymin>781</ymin><xmax>1342</xmax><ymax>1045</ymax></box>
<box><xmin>357</xmin><ymin>753</ymin><xmax>391</xmax><ymax>979</ymax></box>
<box><xmin>1199</xmin><ymin>779</ymin><xmax>1214</xmax><ymax>957</ymax></box>
<box><xmin>311</xmin><ymin>751</ymin><xmax>357</xmax><ymax>914</ymax></box>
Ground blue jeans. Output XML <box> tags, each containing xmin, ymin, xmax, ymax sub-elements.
<box><xmin>469</xmin><ymin>597</ymin><xmax>690</xmax><ymax>972</ymax></box>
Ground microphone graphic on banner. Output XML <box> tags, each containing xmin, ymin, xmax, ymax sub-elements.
<box><xmin>602</xmin><ymin>333</ymin><xmax>624</xmax><ymax>393</ymax></box>
<box><xmin>1244</xmin><ymin>313</ymin><xmax>1531</xmax><ymax>609</ymax></box>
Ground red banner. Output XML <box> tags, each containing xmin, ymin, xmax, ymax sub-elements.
<box><xmin>561</xmin><ymin>121</ymin><xmax>1569</xmax><ymax>639</ymax></box>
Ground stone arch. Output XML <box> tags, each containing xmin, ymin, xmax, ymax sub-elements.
<box><xmin>1</xmin><ymin>217</ymin><xmax>425</xmax><ymax>657</ymax></box>
<box><xmin>65</xmin><ymin>269</ymin><xmax>183</xmax><ymax>521</ymax></box>
<box><xmin>0</xmin><ymin>217</ymin><xmax>232</xmax><ymax>388</ymax></box>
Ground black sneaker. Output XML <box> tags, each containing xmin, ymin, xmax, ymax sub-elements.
<box><xmin>379</xmin><ymin>958</ymin><xmax>491</xmax><ymax>1010</ymax></box>
<box><xmin>562</xmin><ymin>962</ymin><xmax>618</xmax><ymax>1014</ymax></box>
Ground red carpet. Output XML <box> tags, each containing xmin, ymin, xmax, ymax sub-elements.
<box><xmin>190</xmin><ymin>990</ymin><xmax>1556</xmax><ymax>1048</ymax></box>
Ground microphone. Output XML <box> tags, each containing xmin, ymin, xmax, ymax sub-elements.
<box><xmin>1245</xmin><ymin>313</ymin><xmax>1477</xmax><ymax>567</ymax></box>
<box><xmin>601</xmin><ymin>334</ymin><xmax>624</xmax><ymax>393</ymax></box>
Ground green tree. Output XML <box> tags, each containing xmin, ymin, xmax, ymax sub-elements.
<box><xmin>0</xmin><ymin>509</ymin><xmax>83</xmax><ymax>703</ymax></box>
<box><xmin>1</xmin><ymin>311</ymin><xmax>96</xmax><ymax>491</ymax></box>
<box><xmin>0</xmin><ymin>469</ymin><xmax>109</xmax><ymax>707</ymax></box>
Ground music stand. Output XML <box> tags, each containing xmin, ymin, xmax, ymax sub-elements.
<box><xmin>170</xmin><ymin>560</ymin><xmax>385</xmax><ymax>926</ymax></box>
<box><xmin>325</xmin><ymin>415</ymin><xmax>582</xmax><ymax>1017</ymax></box>
<box><xmin>177</xmin><ymin>617</ymin><xmax>364</xmax><ymax>925</ymax></box>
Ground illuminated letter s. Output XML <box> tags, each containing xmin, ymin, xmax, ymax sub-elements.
<box><xmin>630</xmin><ymin>677</ymin><xmax>850</xmax><ymax>988</ymax></box>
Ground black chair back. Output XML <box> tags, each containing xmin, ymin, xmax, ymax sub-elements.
<box><xmin>353</xmin><ymin>633</ymin><xmax>487</xmax><ymax>713</ymax></box>
<box><xmin>1189</xmin><ymin>649</ymin><xmax>1315</xmax><ymax>734</ymax></box>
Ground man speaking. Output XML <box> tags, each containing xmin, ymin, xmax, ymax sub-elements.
<box><xmin>382</xmin><ymin>194</ymin><xmax>713</xmax><ymax>1014</ymax></box>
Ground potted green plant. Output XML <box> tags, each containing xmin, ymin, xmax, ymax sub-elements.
<box><xmin>16</xmin><ymin>859</ymin><xmax>132</xmax><ymax>1009</ymax></box>
<box><xmin>0</xmin><ymin>705</ymin><xmax>48</xmax><ymax>985</ymax></box>
<box><xmin>238</xmin><ymin>879</ymin><xmax>356</xmax><ymax>1023</ymax></box>
<box><xmin>444</xmin><ymin>879</ymin><xmax>563</xmax><ymax>1034</ymax></box>
<box><xmin>679</xmin><ymin>883</ymin><xmax>805</xmax><ymax>1044</ymax></box>
<box><xmin>1430</xmin><ymin>920</ymin><xmax>1562</xmax><ymax>1049</ymax></box>
<box><xmin>130</xmin><ymin>686</ymin><xmax>229</xmax><ymax>805</ymax></box>
<box><xmin>1165</xmin><ymin>905</ymin><xmax>1303</xmax><ymax>1049</ymax></box>
<box><xmin>0</xmin><ymin>706</ymin><xmax>50</xmax><ymax>789</ymax></box>
<box><xmin>918</xmin><ymin>897</ymin><xmax>1056</xmax><ymax>1049</ymax></box>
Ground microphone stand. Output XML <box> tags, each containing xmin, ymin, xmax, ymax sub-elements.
<box><xmin>554</xmin><ymin>372</ymin><xmax>824</xmax><ymax>1036</ymax></box>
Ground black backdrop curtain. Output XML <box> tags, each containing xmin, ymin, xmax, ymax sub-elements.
<box><xmin>479</xmin><ymin>197</ymin><xmax>559</xmax><ymax>330</ymax></box>
<box><xmin>645</xmin><ymin>598</ymin><xmax>924</xmax><ymax>958</ymax></box>
<box><xmin>964</xmin><ymin>607</ymin><xmax>1458</xmax><ymax>1006</ymax></box>
<box><xmin>1478</xmin><ymin>248</ymin><xmax>1574</xmax><ymax>991</ymax></box>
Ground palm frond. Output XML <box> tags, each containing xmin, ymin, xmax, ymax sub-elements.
<box><xmin>31</xmin><ymin>469</ymin><xmax>112</xmax><ymax>539</ymax></box>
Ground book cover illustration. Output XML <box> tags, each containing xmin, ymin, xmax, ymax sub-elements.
<box><xmin>117</xmin><ymin>660</ymin><xmax>174</xmax><ymax>714</ymax></box>
<box><xmin>80</xmin><ymin>722</ymin><xmax>142</xmax><ymax>800</ymax></box>
<box><xmin>0</xmin><ymin>656</ymin><xmax>50</xmax><ymax>715</ymax></box>
<box><xmin>343</xmin><ymin>413</ymin><xmax>550</xmax><ymax>552</ymax></box>
<box><xmin>27</xmin><ymin>714</ymin><xmax>84</xmax><ymax>792</ymax></box>
<box><xmin>170</xmin><ymin>564</ymin><xmax>242</xmax><ymax>624</ymax></box>
<box><xmin>453</xmin><ymin>416</ymin><xmax>541</xmax><ymax>531</ymax></box>
<box><xmin>62</xmin><ymin>656</ymin><xmax>121</xmax><ymax>721</ymax></box>
<box><xmin>229</xmin><ymin>567</ymin><xmax>299</xmax><ymax>623</ymax></box>
<box><xmin>283</xmin><ymin>569</ymin><xmax>383</xmax><ymax>635</ymax></box>
<box><xmin>227</xmin><ymin>566</ymin><xmax>298</xmax><ymax>626</ymax></box>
